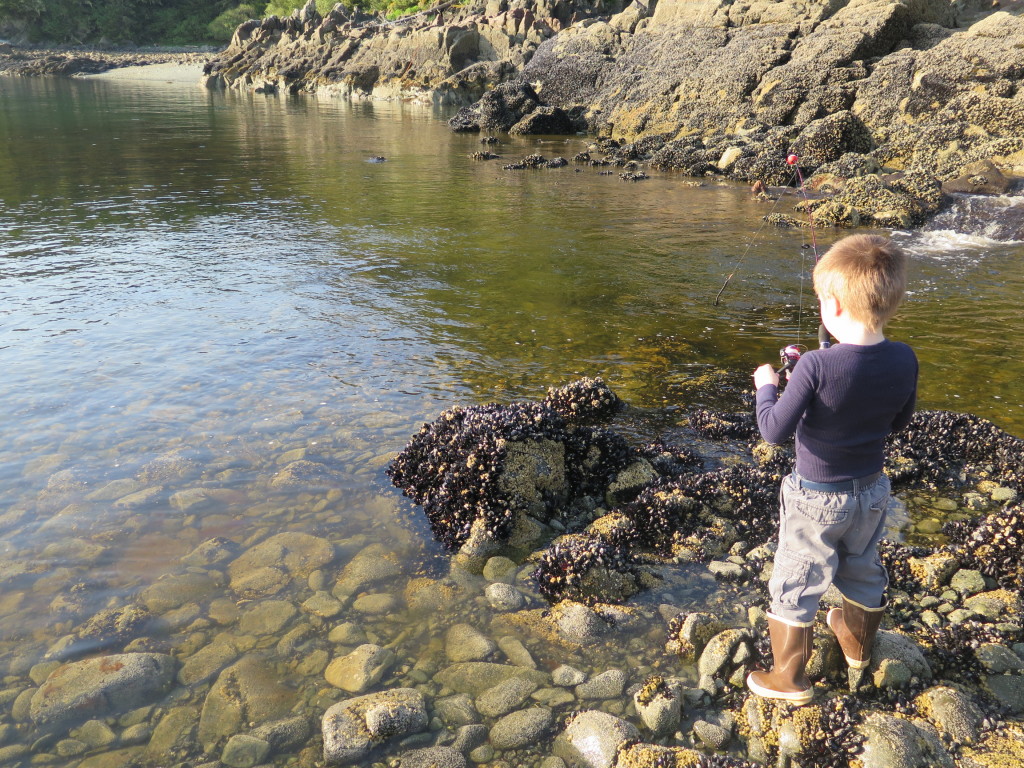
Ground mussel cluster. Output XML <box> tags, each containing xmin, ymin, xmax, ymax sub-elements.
<box><xmin>666</xmin><ymin>466</ymin><xmax>781</xmax><ymax>545</ymax></box>
<box><xmin>542</xmin><ymin>376</ymin><xmax>623</xmax><ymax>422</ymax></box>
<box><xmin>388</xmin><ymin>401</ymin><xmax>564</xmax><ymax>549</ymax></box>
<box><xmin>923</xmin><ymin>620</ymin><xmax>1017</xmax><ymax>684</ymax></box>
<box><xmin>790</xmin><ymin>695</ymin><xmax>866</xmax><ymax>768</ymax></box>
<box><xmin>886</xmin><ymin>410</ymin><xmax>1024</xmax><ymax>491</ymax></box>
<box><xmin>688</xmin><ymin>409</ymin><xmax>757</xmax><ymax>440</ymax></box>
<box><xmin>876</xmin><ymin>539</ymin><xmax>931</xmax><ymax>594</ymax></box>
<box><xmin>532</xmin><ymin>531</ymin><xmax>634</xmax><ymax>604</ymax></box>
<box><xmin>639</xmin><ymin>442</ymin><xmax>703</xmax><ymax>477</ymax></box>
<box><xmin>387</xmin><ymin>380</ymin><xmax>636</xmax><ymax>550</ymax></box>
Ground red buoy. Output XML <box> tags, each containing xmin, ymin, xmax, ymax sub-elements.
<box><xmin>786</xmin><ymin>154</ymin><xmax>799</xmax><ymax>166</ymax></box>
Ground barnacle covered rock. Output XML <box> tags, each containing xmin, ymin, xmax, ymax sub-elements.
<box><xmin>886</xmin><ymin>410</ymin><xmax>1024</xmax><ymax>491</ymax></box>
<box><xmin>387</xmin><ymin>392</ymin><xmax>638</xmax><ymax>553</ymax></box>
<box><xmin>739</xmin><ymin>695</ymin><xmax>865</xmax><ymax>768</ymax></box>
<box><xmin>532</xmin><ymin>531</ymin><xmax>644</xmax><ymax>605</ymax></box>
<box><xmin>962</xmin><ymin>504</ymin><xmax>1024</xmax><ymax>593</ymax></box>
<box><xmin>666</xmin><ymin>612</ymin><xmax>728</xmax><ymax>661</ymax></box>
<box><xmin>543</xmin><ymin>377</ymin><xmax>623</xmax><ymax>422</ymax></box>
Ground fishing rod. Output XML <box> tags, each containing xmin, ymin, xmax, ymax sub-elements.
<box><xmin>778</xmin><ymin>153</ymin><xmax>832</xmax><ymax>376</ymax></box>
<box><xmin>712</xmin><ymin>153</ymin><xmax>831</xmax><ymax>377</ymax></box>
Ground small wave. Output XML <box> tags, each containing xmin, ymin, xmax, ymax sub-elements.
<box><xmin>922</xmin><ymin>193</ymin><xmax>1024</xmax><ymax>244</ymax></box>
<box><xmin>894</xmin><ymin>228</ymin><xmax>1021</xmax><ymax>259</ymax></box>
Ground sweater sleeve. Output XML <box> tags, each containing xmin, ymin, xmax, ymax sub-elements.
<box><xmin>755</xmin><ymin>355</ymin><xmax>817</xmax><ymax>445</ymax></box>
<box><xmin>890</xmin><ymin>355</ymin><xmax>919</xmax><ymax>432</ymax></box>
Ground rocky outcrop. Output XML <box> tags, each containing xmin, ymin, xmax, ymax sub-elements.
<box><xmin>200</xmin><ymin>0</ymin><xmax>1023</xmax><ymax>229</ymax></box>
<box><xmin>202</xmin><ymin>0</ymin><xmax>625</xmax><ymax>104</ymax></box>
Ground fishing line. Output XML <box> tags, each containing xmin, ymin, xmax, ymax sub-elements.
<box><xmin>713</xmin><ymin>165</ymin><xmax>802</xmax><ymax>306</ymax></box>
<box><xmin>790</xmin><ymin>157</ymin><xmax>825</xmax><ymax>351</ymax></box>
<box><xmin>713</xmin><ymin>154</ymin><xmax>832</xmax><ymax>373</ymax></box>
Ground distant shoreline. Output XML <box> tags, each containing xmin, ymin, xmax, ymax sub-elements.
<box><xmin>88</xmin><ymin>61</ymin><xmax>206</xmax><ymax>82</ymax></box>
<box><xmin>0</xmin><ymin>44</ymin><xmax>214</xmax><ymax>78</ymax></box>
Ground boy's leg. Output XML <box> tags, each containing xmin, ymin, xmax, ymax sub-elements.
<box><xmin>749</xmin><ymin>475</ymin><xmax>849</xmax><ymax>704</ymax></box>
<box><xmin>832</xmin><ymin>475</ymin><xmax>891</xmax><ymax>608</ymax></box>
<box><xmin>830</xmin><ymin>477</ymin><xmax>891</xmax><ymax>667</ymax></box>
<box><xmin>768</xmin><ymin>475</ymin><xmax>848</xmax><ymax>625</ymax></box>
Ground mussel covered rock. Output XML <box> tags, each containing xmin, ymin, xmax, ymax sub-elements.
<box><xmin>387</xmin><ymin>381</ymin><xmax>637</xmax><ymax>552</ymax></box>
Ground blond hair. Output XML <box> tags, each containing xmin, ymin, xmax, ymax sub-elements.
<box><xmin>813</xmin><ymin>235</ymin><xmax>907</xmax><ymax>332</ymax></box>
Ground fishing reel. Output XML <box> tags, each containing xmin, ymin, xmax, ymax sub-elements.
<box><xmin>775</xmin><ymin>327</ymin><xmax>831</xmax><ymax>376</ymax></box>
<box><xmin>777</xmin><ymin>344</ymin><xmax>805</xmax><ymax>375</ymax></box>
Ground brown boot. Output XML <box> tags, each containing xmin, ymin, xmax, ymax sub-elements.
<box><xmin>746</xmin><ymin>613</ymin><xmax>814</xmax><ymax>705</ymax></box>
<box><xmin>827</xmin><ymin>596</ymin><xmax>885</xmax><ymax>669</ymax></box>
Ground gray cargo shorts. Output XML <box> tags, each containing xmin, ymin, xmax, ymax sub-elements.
<box><xmin>769</xmin><ymin>472</ymin><xmax>891</xmax><ymax>625</ymax></box>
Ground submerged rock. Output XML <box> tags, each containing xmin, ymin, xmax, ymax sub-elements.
<box><xmin>30</xmin><ymin>653</ymin><xmax>176</xmax><ymax>730</ymax></box>
<box><xmin>553</xmin><ymin>709</ymin><xmax>639</xmax><ymax>768</ymax></box>
<box><xmin>322</xmin><ymin>688</ymin><xmax>429</xmax><ymax>765</ymax></box>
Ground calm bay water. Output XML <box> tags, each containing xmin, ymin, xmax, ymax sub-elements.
<box><xmin>1</xmin><ymin>74</ymin><xmax>1023</xmax><ymax>765</ymax></box>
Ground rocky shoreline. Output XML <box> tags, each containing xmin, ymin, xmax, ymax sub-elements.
<box><xmin>2</xmin><ymin>379</ymin><xmax>1022</xmax><ymax>768</ymax></box>
<box><xmin>197</xmin><ymin>0</ymin><xmax>1024</xmax><ymax>230</ymax></box>
<box><xmin>0</xmin><ymin>45</ymin><xmax>210</xmax><ymax>77</ymax></box>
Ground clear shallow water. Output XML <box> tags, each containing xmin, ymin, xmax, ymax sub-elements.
<box><xmin>1</xmin><ymin>75</ymin><xmax>1023</xmax><ymax>764</ymax></box>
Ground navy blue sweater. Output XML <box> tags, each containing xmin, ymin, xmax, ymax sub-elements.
<box><xmin>756</xmin><ymin>340</ymin><xmax>918</xmax><ymax>483</ymax></box>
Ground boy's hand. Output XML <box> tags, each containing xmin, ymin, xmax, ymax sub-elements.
<box><xmin>754</xmin><ymin>364</ymin><xmax>779</xmax><ymax>390</ymax></box>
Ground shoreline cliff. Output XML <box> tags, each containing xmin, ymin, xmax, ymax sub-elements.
<box><xmin>200</xmin><ymin>0</ymin><xmax>1024</xmax><ymax>230</ymax></box>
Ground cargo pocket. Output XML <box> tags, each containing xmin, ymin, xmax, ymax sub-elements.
<box><xmin>789</xmin><ymin>494</ymin><xmax>849</xmax><ymax>525</ymax></box>
<box><xmin>768</xmin><ymin>549</ymin><xmax>812</xmax><ymax>610</ymax></box>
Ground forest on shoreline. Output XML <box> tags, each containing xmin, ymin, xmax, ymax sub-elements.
<box><xmin>0</xmin><ymin>0</ymin><xmax>424</xmax><ymax>45</ymax></box>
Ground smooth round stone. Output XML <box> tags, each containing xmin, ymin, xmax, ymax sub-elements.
<box><xmin>469</xmin><ymin>744</ymin><xmax>494</xmax><ymax>763</ymax></box>
<box><xmin>552</xmin><ymin>665</ymin><xmax>586</xmax><ymax>687</ymax></box>
<box><xmin>693</xmin><ymin>719</ymin><xmax>731</xmax><ymax>749</ymax></box>
<box><xmin>74</xmin><ymin>719</ymin><xmax>117</xmax><ymax>748</ymax></box>
<box><xmin>325</xmin><ymin>645</ymin><xmax>396</xmax><ymax>694</ymax></box>
<box><xmin>991</xmin><ymin>487</ymin><xmax>1018</xmax><ymax>503</ymax></box>
<box><xmin>238</xmin><ymin>599</ymin><xmax>297</xmax><ymax>635</ymax></box>
<box><xmin>949</xmin><ymin>569</ymin><xmax>986</xmax><ymax>596</ymax></box>
<box><xmin>446</xmin><ymin>624</ymin><xmax>497</xmax><ymax>663</ymax></box>
<box><xmin>120</xmin><ymin>723</ymin><xmax>153</xmax><ymax>745</ymax></box>
<box><xmin>402</xmin><ymin>746</ymin><xmax>467</xmax><ymax>768</ymax></box>
<box><xmin>434</xmin><ymin>694</ymin><xmax>479</xmax><ymax>727</ymax></box>
<box><xmin>352</xmin><ymin>593</ymin><xmax>399</xmax><ymax>615</ymax></box>
<box><xmin>55</xmin><ymin>739</ymin><xmax>87</xmax><ymax>757</ymax></box>
<box><xmin>328</xmin><ymin>622</ymin><xmax>368</xmax><ymax>646</ymax></box>
<box><xmin>483</xmin><ymin>557</ymin><xmax>518</xmax><ymax>584</ymax></box>
<box><xmin>485</xmin><ymin>583</ymin><xmax>524</xmax><ymax>612</ymax></box>
<box><xmin>221</xmin><ymin>734</ymin><xmax>271</xmax><ymax>768</ymax></box>
<box><xmin>576</xmin><ymin>670</ymin><xmax>626</xmax><ymax>700</ymax></box>
<box><xmin>553</xmin><ymin>710</ymin><xmax>639</xmax><ymax>768</ymax></box>
<box><xmin>489</xmin><ymin>707</ymin><xmax>553</xmax><ymax>750</ymax></box>
<box><xmin>497</xmin><ymin>636</ymin><xmax>535</xmax><ymax>668</ymax></box>
<box><xmin>302</xmin><ymin>591</ymin><xmax>343</xmax><ymax>618</ymax></box>
<box><xmin>476</xmin><ymin>677</ymin><xmax>539</xmax><ymax>718</ymax></box>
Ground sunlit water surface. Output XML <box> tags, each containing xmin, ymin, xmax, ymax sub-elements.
<box><xmin>1</xmin><ymin>75</ymin><xmax>1023</xmax><ymax>765</ymax></box>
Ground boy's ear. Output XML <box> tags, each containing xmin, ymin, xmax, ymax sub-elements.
<box><xmin>819</xmin><ymin>294</ymin><xmax>841</xmax><ymax>316</ymax></box>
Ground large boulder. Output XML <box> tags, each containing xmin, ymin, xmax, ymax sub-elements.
<box><xmin>198</xmin><ymin>658</ymin><xmax>299</xmax><ymax>752</ymax></box>
<box><xmin>552</xmin><ymin>709</ymin><xmax>639</xmax><ymax>768</ymax></box>
<box><xmin>322</xmin><ymin>688</ymin><xmax>428</xmax><ymax>765</ymax></box>
<box><xmin>30</xmin><ymin>653</ymin><xmax>176</xmax><ymax>730</ymax></box>
<box><xmin>478</xmin><ymin>81</ymin><xmax>541</xmax><ymax>131</ymax></box>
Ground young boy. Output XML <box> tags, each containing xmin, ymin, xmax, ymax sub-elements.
<box><xmin>746</xmin><ymin>234</ymin><xmax>918</xmax><ymax>705</ymax></box>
